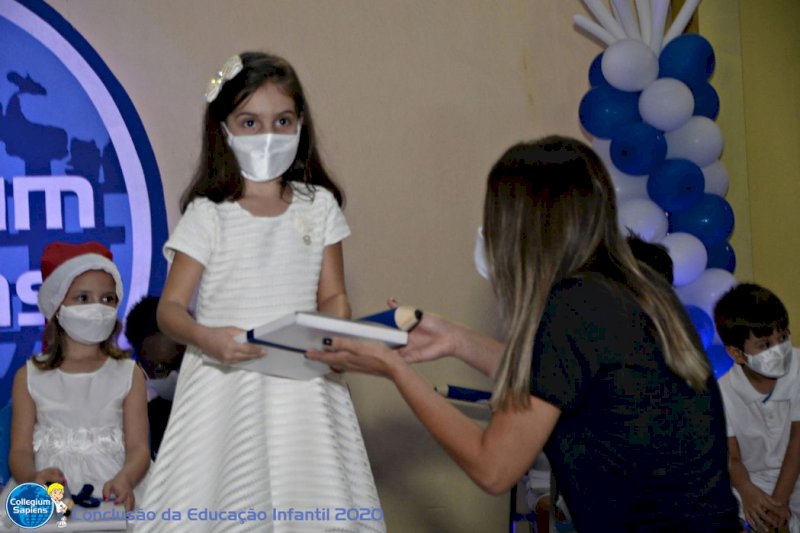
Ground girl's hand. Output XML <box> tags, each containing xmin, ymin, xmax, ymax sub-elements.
<box><xmin>740</xmin><ymin>482</ymin><xmax>787</xmax><ymax>531</ymax></box>
<box><xmin>307</xmin><ymin>337</ymin><xmax>404</xmax><ymax>379</ymax></box>
<box><xmin>33</xmin><ymin>467</ymin><xmax>65</xmax><ymax>486</ymax></box>
<box><xmin>199</xmin><ymin>326</ymin><xmax>266</xmax><ymax>363</ymax></box>
<box><xmin>102</xmin><ymin>473</ymin><xmax>135</xmax><ymax>511</ymax></box>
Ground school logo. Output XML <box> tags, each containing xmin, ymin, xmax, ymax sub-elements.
<box><xmin>0</xmin><ymin>0</ymin><xmax>167</xmax><ymax>404</ymax></box>
<box><xmin>4</xmin><ymin>482</ymin><xmax>54</xmax><ymax>529</ymax></box>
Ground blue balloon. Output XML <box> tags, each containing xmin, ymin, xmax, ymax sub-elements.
<box><xmin>647</xmin><ymin>159</ymin><xmax>705</xmax><ymax>212</ymax></box>
<box><xmin>692</xmin><ymin>82</ymin><xmax>720</xmax><ymax>119</ymax></box>
<box><xmin>669</xmin><ymin>194</ymin><xmax>735</xmax><ymax>247</ymax></box>
<box><xmin>589</xmin><ymin>52</ymin><xmax>606</xmax><ymax>87</ymax></box>
<box><xmin>579</xmin><ymin>85</ymin><xmax>640</xmax><ymax>139</ymax></box>
<box><xmin>609</xmin><ymin>122</ymin><xmax>667</xmax><ymax>175</ymax></box>
<box><xmin>705</xmin><ymin>241</ymin><xmax>736</xmax><ymax>272</ymax></box>
<box><xmin>706</xmin><ymin>343</ymin><xmax>733</xmax><ymax>379</ymax></box>
<box><xmin>659</xmin><ymin>33</ymin><xmax>716</xmax><ymax>87</ymax></box>
<box><xmin>685</xmin><ymin>305</ymin><xmax>714</xmax><ymax>350</ymax></box>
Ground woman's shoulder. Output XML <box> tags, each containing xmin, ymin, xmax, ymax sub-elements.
<box><xmin>546</xmin><ymin>272</ymin><xmax>640</xmax><ymax>324</ymax></box>
<box><xmin>550</xmin><ymin>272</ymin><xmax>626</xmax><ymax>304</ymax></box>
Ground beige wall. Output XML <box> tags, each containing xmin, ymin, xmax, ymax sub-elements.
<box><xmin>738</xmin><ymin>0</ymin><xmax>800</xmax><ymax>326</ymax></box>
<box><xmin>43</xmin><ymin>0</ymin><xmax>800</xmax><ymax>531</ymax></box>
<box><xmin>700</xmin><ymin>0</ymin><xmax>800</xmax><ymax>327</ymax></box>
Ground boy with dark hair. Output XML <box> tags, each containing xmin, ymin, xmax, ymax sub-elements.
<box><xmin>627</xmin><ymin>235</ymin><xmax>674</xmax><ymax>285</ymax></box>
<box><xmin>125</xmin><ymin>296</ymin><xmax>184</xmax><ymax>458</ymax></box>
<box><xmin>715</xmin><ymin>283</ymin><xmax>800</xmax><ymax>532</ymax></box>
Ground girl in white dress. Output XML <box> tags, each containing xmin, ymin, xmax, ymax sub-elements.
<box><xmin>2</xmin><ymin>241</ymin><xmax>150</xmax><ymax>517</ymax></box>
<box><xmin>137</xmin><ymin>52</ymin><xmax>383</xmax><ymax>532</ymax></box>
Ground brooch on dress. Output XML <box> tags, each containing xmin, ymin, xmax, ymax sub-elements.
<box><xmin>294</xmin><ymin>215</ymin><xmax>312</xmax><ymax>246</ymax></box>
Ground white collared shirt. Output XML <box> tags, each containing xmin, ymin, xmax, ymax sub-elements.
<box><xmin>718</xmin><ymin>347</ymin><xmax>800</xmax><ymax>475</ymax></box>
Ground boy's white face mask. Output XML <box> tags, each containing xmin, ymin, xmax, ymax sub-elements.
<box><xmin>222</xmin><ymin>122</ymin><xmax>301</xmax><ymax>182</ymax></box>
<box><xmin>58</xmin><ymin>303</ymin><xmax>117</xmax><ymax>344</ymax></box>
<box><xmin>744</xmin><ymin>339</ymin><xmax>792</xmax><ymax>378</ymax></box>
<box><xmin>146</xmin><ymin>370</ymin><xmax>179</xmax><ymax>402</ymax></box>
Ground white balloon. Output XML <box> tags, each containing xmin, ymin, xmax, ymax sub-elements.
<box><xmin>702</xmin><ymin>160</ymin><xmax>729</xmax><ymax>197</ymax></box>
<box><xmin>676</xmin><ymin>268</ymin><xmax>737</xmax><ymax>317</ymax></box>
<box><xmin>638</xmin><ymin>78</ymin><xmax>694</xmax><ymax>132</ymax></box>
<box><xmin>601</xmin><ymin>39</ymin><xmax>659</xmax><ymax>92</ymax></box>
<box><xmin>618</xmin><ymin>199</ymin><xmax>668</xmax><ymax>242</ymax></box>
<box><xmin>592</xmin><ymin>138</ymin><xmax>612</xmax><ymax>162</ymax></box>
<box><xmin>608</xmin><ymin>163</ymin><xmax>649</xmax><ymax>203</ymax></box>
<box><xmin>661</xmin><ymin>232</ymin><xmax>708</xmax><ymax>287</ymax></box>
<box><xmin>665</xmin><ymin>116</ymin><xmax>724</xmax><ymax>167</ymax></box>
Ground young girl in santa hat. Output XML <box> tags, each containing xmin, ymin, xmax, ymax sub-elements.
<box><xmin>2</xmin><ymin>241</ymin><xmax>150</xmax><ymax>514</ymax></box>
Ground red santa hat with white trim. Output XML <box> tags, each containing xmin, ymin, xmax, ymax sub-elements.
<box><xmin>37</xmin><ymin>241</ymin><xmax>124</xmax><ymax>320</ymax></box>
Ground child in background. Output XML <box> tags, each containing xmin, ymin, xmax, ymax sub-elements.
<box><xmin>627</xmin><ymin>235</ymin><xmax>674</xmax><ymax>285</ymax></box>
<box><xmin>715</xmin><ymin>283</ymin><xmax>800</xmax><ymax>532</ymax></box>
<box><xmin>1</xmin><ymin>241</ymin><xmax>150</xmax><ymax>519</ymax></box>
<box><xmin>137</xmin><ymin>52</ymin><xmax>383</xmax><ymax>532</ymax></box>
<box><xmin>124</xmin><ymin>296</ymin><xmax>184</xmax><ymax>458</ymax></box>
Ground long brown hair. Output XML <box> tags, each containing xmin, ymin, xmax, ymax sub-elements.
<box><xmin>484</xmin><ymin>136</ymin><xmax>710</xmax><ymax>409</ymax></box>
<box><xmin>181</xmin><ymin>51</ymin><xmax>344</xmax><ymax>212</ymax></box>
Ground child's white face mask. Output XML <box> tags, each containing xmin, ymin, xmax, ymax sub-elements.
<box><xmin>145</xmin><ymin>370</ymin><xmax>179</xmax><ymax>402</ymax></box>
<box><xmin>744</xmin><ymin>339</ymin><xmax>793</xmax><ymax>378</ymax></box>
<box><xmin>58</xmin><ymin>303</ymin><xmax>117</xmax><ymax>344</ymax></box>
<box><xmin>222</xmin><ymin>122</ymin><xmax>301</xmax><ymax>183</ymax></box>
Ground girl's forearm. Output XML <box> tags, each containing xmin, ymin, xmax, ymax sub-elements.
<box><xmin>318</xmin><ymin>292</ymin><xmax>351</xmax><ymax>319</ymax></box>
<box><xmin>118</xmin><ymin>445</ymin><xmax>150</xmax><ymax>487</ymax></box>
<box><xmin>8</xmin><ymin>450</ymin><xmax>36</xmax><ymax>482</ymax></box>
<box><xmin>157</xmin><ymin>300</ymin><xmax>208</xmax><ymax>350</ymax></box>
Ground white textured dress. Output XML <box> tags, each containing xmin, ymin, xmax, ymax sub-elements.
<box><xmin>0</xmin><ymin>357</ymin><xmax>145</xmax><ymax>529</ymax></box>
<box><xmin>136</xmin><ymin>186</ymin><xmax>384</xmax><ymax>532</ymax></box>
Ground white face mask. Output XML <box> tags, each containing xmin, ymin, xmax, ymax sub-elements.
<box><xmin>744</xmin><ymin>339</ymin><xmax>793</xmax><ymax>378</ymax></box>
<box><xmin>146</xmin><ymin>370</ymin><xmax>179</xmax><ymax>402</ymax></box>
<box><xmin>473</xmin><ymin>226</ymin><xmax>490</xmax><ymax>280</ymax></box>
<box><xmin>57</xmin><ymin>303</ymin><xmax>118</xmax><ymax>345</ymax></box>
<box><xmin>223</xmin><ymin>122</ymin><xmax>301</xmax><ymax>182</ymax></box>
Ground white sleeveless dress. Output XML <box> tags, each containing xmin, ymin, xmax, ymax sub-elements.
<box><xmin>0</xmin><ymin>357</ymin><xmax>145</xmax><ymax>529</ymax></box>
<box><xmin>135</xmin><ymin>188</ymin><xmax>385</xmax><ymax>532</ymax></box>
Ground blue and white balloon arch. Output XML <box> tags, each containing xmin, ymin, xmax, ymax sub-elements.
<box><xmin>575</xmin><ymin>0</ymin><xmax>735</xmax><ymax>377</ymax></box>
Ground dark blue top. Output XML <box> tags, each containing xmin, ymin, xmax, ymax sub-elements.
<box><xmin>530</xmin><ymin>273</ymin><xmax>740</xmax><ymax>532</ymax></box>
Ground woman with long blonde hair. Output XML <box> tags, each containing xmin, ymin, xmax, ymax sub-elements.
<box><xmin>309</xmin><ymin>136</ymin><xmax>741</xmax><ymax>531</ymax></box>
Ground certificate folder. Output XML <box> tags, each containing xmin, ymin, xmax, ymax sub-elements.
<box><xmin>206</xmin><ymin>312</ymin><xmax>409</xmax><ymax>380</ymax></box>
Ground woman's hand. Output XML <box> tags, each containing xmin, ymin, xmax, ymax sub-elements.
<box><xmin>386</xmin><ymin>299</ymin><xmax>457</xmax><ymax>364</ymax></box>
<box><xmin>102</xmin><ymin>472</ymin><xmax>136</xmax><ymax>511</ymax></box>
<box><xmin>198</xmin><ymin>326</ymin><xmax>266</xmax><ymax>363</ymax></box>
<box><xmin>740</xmin><ymin>482</ymin><xmax>788</xmax><ymax>531</ymax></box>
<box><xmin>388</xmin><ymin>299</ymin><xmax>503</xmax><ymax>377</ymax></box>
<box><xmin>33</xmin><ymin>467</ymin><xmax>65</xmax><ymax>486</ymax></box>
<box><xmin>307</xmin><ymin>337</ymin><xmax>404</xmax><ymax>379</ymax></box>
